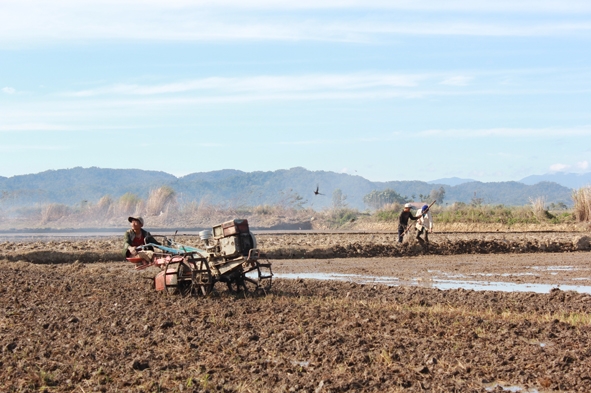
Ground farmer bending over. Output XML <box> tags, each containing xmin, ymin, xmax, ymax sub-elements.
<box><xmin>398</xmin><ymin>203</ymin><xmax>420</xmax><ymax>243</ymax></box>
<box><xmin>123</xmin><ymin>216</ymin><xmax>160</xmax><ymax>261</ymax></box>
<box><xmin>415</xmin><ymin>204</ymin><xmax>433</xmax><ymax>243</ymax></box>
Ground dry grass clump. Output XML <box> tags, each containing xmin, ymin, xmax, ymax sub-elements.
<box><xmin>41</xmin><ymin>203</ymin><xmax>71</xmax><ymax>224</ymax></box>
<box><xmin>572</xmin><ymin>186</ymin><xmax>591</xmax><ymax>222</ymax></box>
<box><xmin>117</xmin><ymin>193</ymin><xmax>143</xmax><ymax>216</ymax></box>
<box><xmin>183</xmin><ymin>198</ymin><xmax>236</xmax><ymax>224</ymax></box>
<box><xmin>146</xmin><ymin>186</ymin><xmax>177</xmax><ymax>216</ymax></box>
<box><xmin>529</xmin><ymin>196</ymin><xmax>547</xmax><ymax>220</ymax></box>
<box><xmin>96</xmin><ymin>195</ymin><xmax>113</xmax><ymax>215</ymax></box>
<box><xmin>252</xmin><ymin>204</ymin><xmax>274</xmax><ymax>215</ymax></box>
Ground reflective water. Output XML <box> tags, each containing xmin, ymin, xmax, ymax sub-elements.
<box><xmin>274</xmin><ymin>272</ymin><xmax>591</xmax><ymax>294</ymax></box>
<box><xmin>529</xmin><ymin>266</ymin><xmax>575</xmax><ymax>271</ymax></box>
<box><xmin>484</xmin><ymin>383</ymin><xmax>539</xmax><ymax>392</ymax></box>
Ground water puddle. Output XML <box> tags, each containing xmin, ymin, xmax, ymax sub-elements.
<box><xmin>274</xmin><ymin>272</ymin><xmax>591</xmax><ymax>294</ymax></box>
<box><xmin>484</xmin><ymin>383</ymin><xmax>539</xmax><ymax>392</ymax></box>
<box><xmin>433</xmin><ymin>271</ymin><xmax>538</xmax><ymax>278</ymax></box>
<box><xmin>529</xmin><ymin>266</ymin><xmax>575</xmax><ymax>271</ymax></box>
<box><xmin>432</xmin><ymin>280</ymin><xmax>591</xmax><ymax>294</ymax></box>
<box><xmin>276</xmin><ymin>272</ymin><xmax>401</xmax><ymax>286</ymax></box>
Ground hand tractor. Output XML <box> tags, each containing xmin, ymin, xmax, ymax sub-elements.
<box><xmin>127</xmin><ymin>219</ymin><xmax>272</xmax><ymax>296</ymax></box>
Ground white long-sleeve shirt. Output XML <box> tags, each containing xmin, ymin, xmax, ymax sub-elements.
<box><xmin>416</xmin><ymin>210</ymin><xmax>433</xmax><ymax>231</ymax></box>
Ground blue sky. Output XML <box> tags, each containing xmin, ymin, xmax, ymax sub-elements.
<box><xmin>1</xmin><ymin>0</ymin><xmax>590</xmax><ymax>182</ymax></box>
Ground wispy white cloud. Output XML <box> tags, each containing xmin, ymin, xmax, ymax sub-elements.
<box><xmin>549</xmin><ymin>163</ymin><xmax>569</xmax><ymax>172</ymax></box>
<box><xmin>418</xmin><ymin>126</ymin><xmax>591</xmax><ymax>138</ymax></box>
<box><xmin>67</xmin><ymin>69</ymin><xmax>583</xmax><ymax>104</ymax></box>
<box><xmin>3</xmin><ymin>70</ymin><xmax>582</xmax><ymax>111</ymax></box>
<box><xmin>0</xmin><ymin>123</ymin><xmax>78</xmax><ymax>132</ymax></box>
<box><xmin>63</xmin><ymin>74</ymin><xmax>426</xmax><ymax>97</ymax></box>
<box><xmin>0</xmin><ymin>144</ymin><xmax>68</xmax><ymax>151</ymax></box>
<box><xmin>440</xmin><ymin>76</ymin><xmax>473</xmax><ymax>86</ymax></box>
<box><xmin>0</xmin><ymin>123</ymin><xmax>141</xmax><ymax>132</ymax></box>
<box><xmin>4</xmin><ymin>0</ymin><xmax>591</xmax><ymax>13</ymax></box>
<box><xmin>277</xmin><ymin>136</ymin><xmax>385</xmax><ymax>146</ymax></box>
<box><xmin>554</xmin><ymin>160</ymin><xmax>591</xmax><ymax>172</ymax></box>
<box><xmin>1</xmin><ymin>1</ymin><xmax>590</xmax><ymax>46</ymax></box>
<box><xmin>2</xmin><ymin>87</ymin><xmax>16</xmax><ymax>94</ymax></box>
<box><xmin>349</xmin><ymin>21</ymin><xmax>591</xmax><ymax>38</ymax></box>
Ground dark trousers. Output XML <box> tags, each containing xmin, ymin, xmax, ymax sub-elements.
<box><xmin>416</xmin><ymin>227</ymin><xmax>429</xmax><ymax>242</ymax></box>
<box><xmin>397</xmin><ymin>225</ymin><xmax>406</xmax><ymax>243</ymax></box>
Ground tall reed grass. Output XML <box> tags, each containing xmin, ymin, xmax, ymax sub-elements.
<box><xmin>118</xmin><ymin>193</ymin><xmax>143</xmax><ymax>216</ymax></box>
<box><xmin>572</xmin><ymin>186</ymin><xmax>591</xmax><ymax>222</ymax></box>
<box><xmin>41</xmin><ymin>203</ymin><xmax>71</xmax><ymax>224</ymax></box>
<box><xmin>146</xmin><ymin>186</ymin><xmax>177</xmax><ymax>216</ymax></box>
<box><xmin>1</xmin><ymin>189</ymin><xmax>582</xmax><ymax>230</ymax></box>
<box><xmin>529</xmin><ymin>196</ymin><xmax>547</xmax><ymax>220</ymax></box>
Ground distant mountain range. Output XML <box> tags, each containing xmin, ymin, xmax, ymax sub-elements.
<box><xmin>428</xmin><ymin>177</ymin><xmax>477</xmax><ymax>186</ymax></box>
<box><xmin>0</xmin><ymin>167</ymin><xmax>576</xmax><ymax>210</ymax></box>
<box><xmin>519</xmin><ymin>172</ymin><xmax>591</xmax><ymax>189</ymax></box>
<box><xmin>429</xmin><ymin>172</ymin><xmax>591</xmax><ymax>189</ymax></box>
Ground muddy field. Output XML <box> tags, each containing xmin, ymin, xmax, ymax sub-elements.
<box><xmin>1</xmin><ymin>231</ymin><xmax>590</xmax><ymax>264</ymax></box>
<box><xmin>1</xmin><ymin>232</ymin><xmax>591</xmax><ymax>392</ymax></box>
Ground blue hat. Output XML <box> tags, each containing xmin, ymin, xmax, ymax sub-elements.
<box><xmin>422</xmin><ymin>205</ymin><xmax>429</xmax><ymax>212</ymax></box>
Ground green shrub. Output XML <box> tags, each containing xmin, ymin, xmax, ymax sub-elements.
<box><xmin>326</xmin><ymin>208</ymin><xmax>359</xmax><ymax>227</ymax></box>
<box><xmin>430</xmin><ymin>203</ymin><xmax>576</xmax><ymax>226</ymax></box>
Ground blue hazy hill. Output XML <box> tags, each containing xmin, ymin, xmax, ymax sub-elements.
<box><xmin>427</xmin><ymin>177</ymin><xmax>477</xmax><ymax>187</ymax></box>
<box><xmin>520</xmin><ymin>172</ymin><xmax>591</xmax><ymax>189</ymax></box>
<box><xmin>0</xmin><ymin>167</ymin><xmax>574</xmax><ymax>209</ymax></box>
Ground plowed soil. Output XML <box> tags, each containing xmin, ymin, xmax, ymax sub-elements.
<box><xmin>1</xmin><ymin>232</ymin><xmax>591</xmax><ymax>392</ymax></box>
<box><xmin>1</xmin><ymin>231</ymin><xmax>590</xmax><ymax>264</ymax></box>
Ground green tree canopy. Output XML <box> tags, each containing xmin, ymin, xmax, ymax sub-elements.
<box><xmin>363</xmin><ymin>189</ymin><xmax>407</xmax><ymax>210</ymax></box>
<box><xmin>332</xmin><ymin>188</ymin><xmax>347</xmax><ymax>209</ymax></box>
<box><xmin>429</xmin><ymin>187</ymin><xmax>446</xmax><ymax>204</ymax></box>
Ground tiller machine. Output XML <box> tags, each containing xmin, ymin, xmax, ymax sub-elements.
<box><xmin>127</xmin><ymin>219</ymin><xmax>272</xmax><ymax>296</ymax></box>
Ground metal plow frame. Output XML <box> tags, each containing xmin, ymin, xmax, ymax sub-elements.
<box><xmin>130</xmin><ymin>241</ymin><xmax>272</xmax><ymax>297</ymax></box>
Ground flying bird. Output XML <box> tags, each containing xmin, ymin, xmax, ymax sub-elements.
<box><xmin>314</xmin><ymin>185</ymin><xmax>324</xmax><ymax>196</ymax></box>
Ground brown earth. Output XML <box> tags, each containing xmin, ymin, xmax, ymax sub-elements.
<box><xmin>1</xmin><ymin>231</ymin><xmax>591</xmax><ymax>264</ymax></box>
<box><xmin>1</xmin><ymin>232</ymin><xmax>591</xmax><ymax>392</ymax></box>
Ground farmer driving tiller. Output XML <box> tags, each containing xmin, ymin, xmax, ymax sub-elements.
<box><xmin>124</xmin><ymin>217</ymin><xmax>272</xmax><ymax>296</ymax></box>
